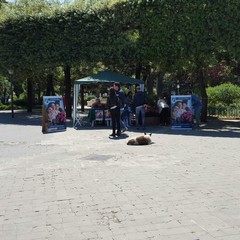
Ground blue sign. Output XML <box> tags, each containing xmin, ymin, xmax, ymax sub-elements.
<box><xmin>171</xmin><ymin>95</ymin><xmax>193</xmax><ymax>130</ymax></box>
<box><xmin>42</xmin><ymin>96</ymin><xmax>67</xmax><ymax>133</ymax></box>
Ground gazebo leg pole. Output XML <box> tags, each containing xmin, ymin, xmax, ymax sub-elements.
<box><xmin>81</xmin><ymin>85</ymin><xmax>84</xmax><ymax>112</ymax></box>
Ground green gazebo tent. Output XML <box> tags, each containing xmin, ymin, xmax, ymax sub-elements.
<box><xmin>73</xmin><ymin>70</ymin><xmax>144</xmax><ymax>127</ymax></box>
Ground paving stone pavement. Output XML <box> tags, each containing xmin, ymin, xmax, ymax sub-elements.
<box><xmin>0</xmin><ymin>111</ymin><xmax>240</xmax><ymax>240</ymax></box>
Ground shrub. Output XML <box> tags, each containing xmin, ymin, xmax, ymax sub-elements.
<box><xmin>84</xmin><ymin>95</ymin><xmax>96</xmax><ymax>102</ymax></box>
<box><xmin>0</xmin><ymin>104</ymin><xmax>9</xmax><ymax>110</ymax></box>
<box><xmin>14</xmin><ymin>98</ymin><xmax>28</xmax><ymax>107</ymax></box>
<box><xmin>147</xmin><ymin>93</ymin><xmax>158</xmax><ymax>107</ymax></box>
<box><xmin>83</xmin><ymin>94</ymin><xmax>97</xmax><ymax>105</ymax></box>
<box><xmin>0</xmin><ymin>103</ymin><xmax>21</xmax><ymax>110</ymax></box>
<box><xmin>207</xmin><ymin>83</ymin><xmax>240</xmax><ymax>106</ymax></box>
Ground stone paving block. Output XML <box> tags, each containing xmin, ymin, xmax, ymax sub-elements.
<box><xmin>97</xmin><ymin>230</ymin><xmax>114</xmax><ymax>238</ymax></box>
<box><xmin>159</xmin><ymin>226</ymin><xmax>193</xmax><ymax>236</ymax></box>
<box><xmin>112</xmin><ymin>234</ymin><xmax>127</xmax><ymax>240</ymax></box>
<box><xmin>217</xmin><ymin>235</ymin><xmax>240</xmax><ymax>240</ymax></box>
<box><xmin>110</xmin><ymin>227</ymin><xmax>127</xmax><ymax>235</ymax></box>
<box><xmin>82</xmin><ymin>231</ymin><xmax>98</xmax><ymax>239</ymax></box>
<box><xmin>143</xmin><ymin>230</ymin><xmax>162</xmax><ymax>238</ymax></box>
<box><xmin>64</xmin><ymin>233</ymin><xmax>86</xmax><ymax>240</ymax></box>
<box><xmin>222</xmin><ymin>227</ymin><xmax>240</xmax><ymax>235</ymax></box>
<box><xmin>125</xmin><ymin>232</ymin><xmax>146</xmax><ymax>240</ymax></box>
<box><xmin>193</xmin><ymin>231</ymin><xmax>223</xmax><ymax>240</ymax></box>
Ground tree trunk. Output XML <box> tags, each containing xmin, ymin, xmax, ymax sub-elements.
<box><xmin>135</xmin><ymin>63</ymin><xmax>142</xmax><ymax>81</ymax></box>
<box><xmin>3</xmin><ymin>87</ymin><xmax>6</xmax><ymax>104</ymax></box>
<box><xmin>146</xmin><ymin>74</ymin><xmax>154</xmax><ymax>95</ymax></box>
<box><xmin>46</xmin><ymin>73</ymin><xmax>55</xmax><ymax>96</ymax></box>
<box><xmin>196</xmin><ymin>62</ymin><xmax>208</xmax><ymax>122</ymax></box>
<box><xmin>157</xmin><ymin>74</ymin><xmax>164</xmax><ymax>97</ymax></box>
<box><xmin>143</xmin><ymin>65</ymin><xmax>152</xmax><ymax>94</ymax></box>
<box><xmin>37</xmin><ymin>85</ymin><xmax>41</xmax><ymax>105</ymax></box>
<box><xmin>27</xmin><ymin>78</ymin><xmax>33</xmax><ymax>113</ymax></box>
<box><xmin>64</xmin><ymin>65</ymin><xmax>72</xmax><ymax>118</ymax></box>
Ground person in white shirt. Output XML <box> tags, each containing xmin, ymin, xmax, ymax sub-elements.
<box><xmin>157</xmin><ymin>96</ymin><xmax>169</xmax><ymax>125</ymax></box>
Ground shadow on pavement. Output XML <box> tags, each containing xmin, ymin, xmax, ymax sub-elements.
<box><xmin>0</xmin><ymin>110</ymin><xmax>43</xmax><ymax>126</ymax></box>
<box><xmin>0</xmin><ymin>109</ymin><xmax>73</xmax><ymax>128</ymax></box>
<box><xmin>75</xmin><ymin>118</ymin><xmax>240</xmax><ymax>138</ymax></box>
<box><xmin>1</xmin><ymin>110</ymin><xmax>240</xmax><ymax>138</ymax></box>
<box><xmin>147</xmin><ymin>118</ymin><xmax>240</xmax><ymax>139</ymax></box>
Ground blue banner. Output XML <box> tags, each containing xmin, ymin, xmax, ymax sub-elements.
<box><xmin>42</xmin><ymin>96</ymin><xmax>67</xmax><ymax>133</ymax></box>
<box><xmin>171</xmin><ymin>95</ymin><xmax>193</xmax><ymax>130</ymax></box>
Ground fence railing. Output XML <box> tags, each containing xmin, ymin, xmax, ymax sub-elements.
<box><xmin>208</xmin><ymin>106</ymin><xmax>240</xmax><ymax>118</ymax></box>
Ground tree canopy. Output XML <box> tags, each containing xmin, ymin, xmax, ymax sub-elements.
<box><xmin>0</xmin><ymin>0</ymin><xmax>240</xmax><ymax>119</ymax></box>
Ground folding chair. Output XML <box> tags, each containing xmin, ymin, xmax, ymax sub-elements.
<box><xmin>73</xmin><ymin>111</ymin><xmax>83</xmax><ymax>128</ymax></box>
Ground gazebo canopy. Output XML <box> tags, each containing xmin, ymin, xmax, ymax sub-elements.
<box><xmin>74</xmin><ymin>69</ymin><xmax>144</xmax><ymax>85</ymax></box>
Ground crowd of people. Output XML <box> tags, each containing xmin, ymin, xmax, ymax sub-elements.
<box><xmin>89</xmin><ymin>83</ymin><xmax>202</xmax><ymax>137</ymax></box>
<box><xmin>107</xmin><ymin>82</ymin><xmax>148</xmax><ymax>137</ymax></box>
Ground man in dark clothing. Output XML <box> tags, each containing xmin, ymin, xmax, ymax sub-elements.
<box><xmin>113</xmin><ymin>82</ymin><xmax>125</xmax><ymax>108</ymax></box>
<box><xmin>113</xmin><ymin>82</ymin><xmax>127</xmax><ymax>131</ymax></box>
<box><xmin>107</xmin><ymin>87</ymin><xmax>121</xmax><ymax>137</ymax></box>
<box><xmin>133</xmin><ymin>85</ymin><xmax>147</xmax><ymax>130</ymax></box>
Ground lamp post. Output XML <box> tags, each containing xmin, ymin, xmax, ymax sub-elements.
<box><xmin>177</xmin><ymin>83</ymin><xmax>180</xmax><ymax>95</ymax></box>
<box><xmin>8</xmin><ymin>69</ymin><xmax>14</xmax><ymax>118</ymax></box>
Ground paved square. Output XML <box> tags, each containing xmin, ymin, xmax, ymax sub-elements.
<box><xmin>0</xmin><ymin>111</ymin><xmax>240</xmax><ymax>240</ymax></box>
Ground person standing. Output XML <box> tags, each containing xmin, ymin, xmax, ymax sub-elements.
<box><xmin>124</xmin><ymin>91</ymin><xmax>134</xmax><ymax>127</ymax></box>
<box><xmin>107</xmin><ymin>87</ymin><xmax>121</xmax><ymax>137</ymax></box>
<box><xmin>113</xmin><ymin>82</ymin><xmax>127</xmax><ymax>131</ymax></box>
<box><xmin>157</xmin><ymin>96</ymin><xmax>169</xmax><ymax>125</ymax></box>
<box><xmin>188</xmin><ymin>91</ymin><xmax>202</xmax><ymax>127</ymax></box>
<box><xmin>133</xmin><ymin>85</ymin><xmax>147</xmax><ymax>130</ymax></box>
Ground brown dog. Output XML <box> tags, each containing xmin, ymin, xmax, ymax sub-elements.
<box><xmin>127</xmin><ymin>133</ymin><xmax>152</xmax><ymax>145</ymax></box>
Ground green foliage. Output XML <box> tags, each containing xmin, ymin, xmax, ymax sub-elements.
<box><xmin>0</xmin><ymin>103</ymin><xmax>22</xmax><ymax>110</ymax></box>
<box><xmin>84</xmin><ymin>94</ymin><xmax>97</xmax><ymax>102</ymax></box>
<box><xmin>0</xmin><ymin>8</ymin><xmax>110</xmax><ymax>71</ymax></box>
<box><xmin>0</xmin><ymin>0</ymin><xmax>7</xmax><ymax>9</ymax></box>
<box><xmin>0</xmin><ymin>103</ymin><xmax>10</xmax><ymax>110</ymax></box>
<box><xmin>0</xmin><ymin>0</ymin><xmax>239</xmax><ymax>73</ymax></box>
<box><xmin>146</xmin><ymin>93</ymin><xmax>158</xmax><ymax>107</ymax></box>
<box><xmin>14</xmin><ymin>98</ymin><xmax>28</xmax><ymax>107</ymax></box>
<box><xmin>207</xmin><ymin>83</ymin><xmax>240</xmax><ymax>106</ymax></box>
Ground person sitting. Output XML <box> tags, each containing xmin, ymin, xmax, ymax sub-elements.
<box><xmin>92</xmin><ymin>98</ymin><xmax>102</xmax><ymax>109</ymax></box>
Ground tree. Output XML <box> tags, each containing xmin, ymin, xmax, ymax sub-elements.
<box><xmin>0</xmin><ymin>76</ymin><xmax>10</xmax><ymax>104</ymax></box>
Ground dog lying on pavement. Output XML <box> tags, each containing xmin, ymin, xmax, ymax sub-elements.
<box><xmin>127</xmin><ymin>133</ymin><xmax>152</xmax><ymax>145</ymax></box>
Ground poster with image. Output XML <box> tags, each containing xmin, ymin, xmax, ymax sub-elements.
<box><xmin>171</xmin><ymin>95</ymin><xmax>193</xmax><ymax>130</ymax></box>
<box><xmin>42</xmin><ymin>96</ymin><xmax>67</xmax><ymax>133</ymax></box>
<box><xmin>104</xmin><ymin>110</ymin><xmax>111</xmax><ymax>121</ymax></box>
<box><xmin>95</xmin><ymin>109</ymin><xmax>104</xmax><ymax>121</ymax></box>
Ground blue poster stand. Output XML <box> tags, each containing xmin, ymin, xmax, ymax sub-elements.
<box><xmin>171</xmin><ymin>95</ymin><xmax>193</xmax><ymax>130</ymax></box>
<box><xmin>42</xmin><ymin>96</ymin><xmax>67</xmax><ymax>133</ymax></box>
